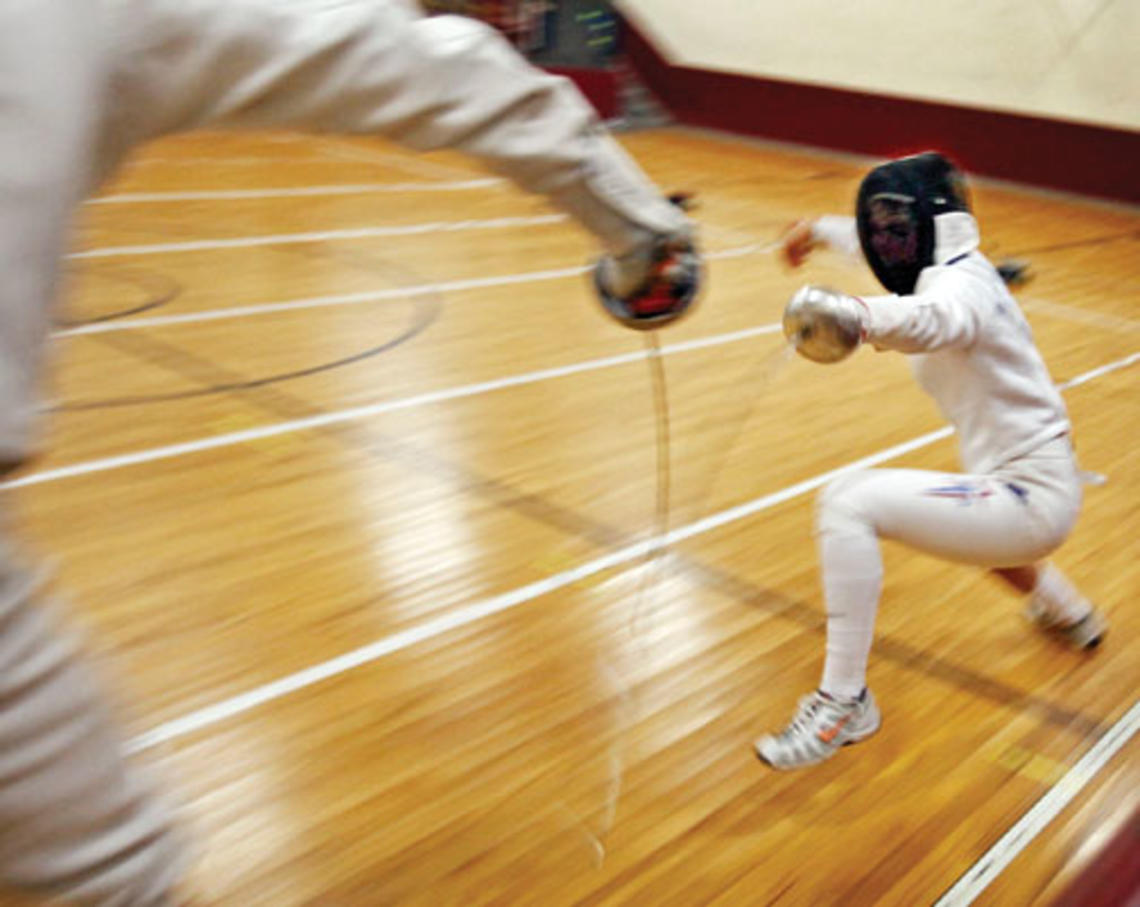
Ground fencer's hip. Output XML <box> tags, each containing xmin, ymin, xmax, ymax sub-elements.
<box><xmin>992</xmin><ymin>435</ymin><xmax>1082</xmax><ymax>553</ymax></box>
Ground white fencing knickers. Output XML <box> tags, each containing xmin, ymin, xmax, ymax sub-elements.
<box><xmin>814</xmin><ymin>436</ymin><xmax>1082</xmax><ymax>699</ymax></box>
<box><xmin>0</xmin><ymin>524</ymin><xmax>184</xmax><ymax>905</ymax></box>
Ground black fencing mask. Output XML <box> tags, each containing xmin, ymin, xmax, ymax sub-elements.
<box><xmin>856</xmin><ymin>152</ymin><xmax>971</xmax><ymax>295</ymax></box>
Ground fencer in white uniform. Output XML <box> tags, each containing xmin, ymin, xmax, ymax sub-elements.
<box><xmin>0</xmin><ymin>1</ymin><xmax>699</xmax><ymax>902</ymax></box>
<box><xmin>756</xmin><ymin>152</ymin><xmax>1106</xmax><ymax>771</ymax></box>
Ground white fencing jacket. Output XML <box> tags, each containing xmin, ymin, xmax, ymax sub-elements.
<box><xmin>0</xmin><ymin>0</ymin><xmax>688</xmax><ymax>466</ymax></box>
<box><xmin>813</xmin><ymin>214</ymin><xmax>1071</xmax><ymax>474</ymax></box>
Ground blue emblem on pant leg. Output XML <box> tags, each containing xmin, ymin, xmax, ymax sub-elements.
<box><xmin>923</xmin><ymin>482</ymin><xmax>996</xmax><ymax>506</ymax></box>
<box><xmin>1005</xmin><ymin>482</ymin><xmax>1029</xmax><ymax>504</ymax></box>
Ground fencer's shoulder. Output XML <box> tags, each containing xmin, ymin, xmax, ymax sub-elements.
<box><xmin>917</xmin><ymin>253</ymin><xmax>1002</xmax><ymax>300</ymax></box>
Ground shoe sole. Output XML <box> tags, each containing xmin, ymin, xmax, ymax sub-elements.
<box><xmin>1028</xmin><ymin>610</ymin><xmax>1107</xmax><ymax>650</ymax></box>
<box><xmin>754</xmin><ymin>715</ymin><xmax>881</xmax><ymax>770</ymax></box>
<box><xmin>1068</xmin><ymin>613</ymin><xmax>1107</xmax><ymax>649</ymax></box>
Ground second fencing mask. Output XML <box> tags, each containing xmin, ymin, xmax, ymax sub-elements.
<box><xmin>856</xmin><ymin>152</ymin><xmax>971</xmax><ymax>295</ymax></box>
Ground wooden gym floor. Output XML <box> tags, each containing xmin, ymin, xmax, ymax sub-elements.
<box><xmin>2</xmin><ymin>127</ymin><xmax>1137</xmax><ymax>905</ymax></box>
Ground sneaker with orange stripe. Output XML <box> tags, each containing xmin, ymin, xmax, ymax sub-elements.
<box><xmin>755</xmin><ymin>688</ymin><xmax>881</xmax><ymax>770</ymax></box>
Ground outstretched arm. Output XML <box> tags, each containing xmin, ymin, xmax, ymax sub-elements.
<box><xmin>96</xmin><ymin>0</ymin><xmax>689</xmax><ymax>258</ymax></box>
<box><xmin>857</xmin><ymin>289</ymin><xmax>981</xmax><ymax>353</ymax></box>
<box><xmin>780</xmin><ymin>215</ymin><xmax>861</xmax><ymax>267</ymax></box>
<box><xmin>783</xmin><ymin>283</ymin><xmax>982</xmax><ymax>362</ymax></box>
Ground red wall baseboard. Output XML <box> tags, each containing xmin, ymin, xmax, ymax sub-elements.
<box><xmin>623</xmin><ymin>21</ymin><xmax>1140</xmax><ymax>205</ymax></box>
<box><xmin>546</xmin><ymin>66</ymin><xmax>620</xmax><ymax>121</ymax></box>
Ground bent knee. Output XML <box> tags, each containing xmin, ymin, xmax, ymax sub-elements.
<box><xmin>816</xmin><ymin>471</ymin><xmax>879</xmax><ymax>537</ymax></box>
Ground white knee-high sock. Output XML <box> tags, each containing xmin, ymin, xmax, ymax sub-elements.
<box><xmin>1032</xmin><ymin>563</ymin><xmax>1092</xmax><ymax>625</ymax></box>
<box><xmin>819</xmin><ymin>528</ymin><xmax>883</xmax><ymax>700</ymax></box>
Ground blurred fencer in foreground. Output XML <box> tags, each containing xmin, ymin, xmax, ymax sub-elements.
<box><xmin>758</xmin><ymin>151</ymin><xmax>1105</xmax><ymax>770</ymax></box>
<box><xmin>0</xmin><ymin>0</ymin><xmax>700</xmax><ymax>902</ymax></box>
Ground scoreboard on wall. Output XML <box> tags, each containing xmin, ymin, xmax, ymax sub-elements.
<box><xmin>420</xmin><ymin>0</ymin><xmax>555</xmax><ymax>52</ymax></box>
<box><xmin>421</xmin><ymin>1</ymin><xmax>621</xmax><ymax>63</ymax></box>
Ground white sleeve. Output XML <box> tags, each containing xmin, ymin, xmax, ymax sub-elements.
<box><xmin>96</xmin><ymin>0</ymin><xmax>688</xmax><ymax>253</ymax></box>
<box><xmin>811</xmin><ymin>215</ymin><xmax>862</xmax><ymax>260</ymax></box>
<box><xmin>858</xmin><ymin>285</ymin><xmax>982</xmax><ymax>353</ymax></box>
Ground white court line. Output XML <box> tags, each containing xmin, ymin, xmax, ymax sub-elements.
<box><xmin>313</xmin><ymin>135</ymin><xmax>488</xmax><ymax>182</ymax></box>
<box><xmin>67</xmin><ymin>214</ymin><xmax>567</xmax><ymax>260</ymax></box>
<box><xmin>125</xmin><ymin>424</ymin><xmax>952</xmax><ymax>752</ymax></box>
<box><xmin>123</xmin><ymin>348</ymin><xmax>1138</xmax><ymax>753</ymax></box>
<box><xmin>120</xmin><ymin>351</ymin><xmax>1140</xmax><ymax>902</ymax></box>
<box><xmin>1059</xmin><ymin>350</ymin><xmax>1140</xmax><ymax>389</ymax></box>
<box><xmin>934</xmin><ymin>699</ymin><xmax>1140</xmax><ymax>906</ymax></box>
<box><xmin>57</xmin><ymin>265</ymin><xmax>592</xmax><ymax>337</ymax></box>
<box><xmin>6</xmin><ymin>321</ymin><xmax>783</xmax><ymax>490</ymax></box>
<box><xmin>56</xmin><ymin>243</ymin><xmax>768</xmax><ymax>337</ymax></box>
<box><xmin>9</xmin><ymin>339</ymin><xmax>1136</xmax><ymax>494</ymax></box>
<box><xmin>1023</xmin><ymin>297</ymin><xmax>1140</xmax><ymax>333</ymax></box>
<box><xmin>125</xmin><ymin>155</ymin><xmax>335</xmax><ymax>168</ymax></box>
<box><xmin>88</xmin><ymin>179</ymin><xmax>504</xmax><ymax>204</ymax></box>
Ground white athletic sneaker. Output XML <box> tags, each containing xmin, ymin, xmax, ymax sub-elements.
<box><xmin>755</xmin><ymin>689</ymin><xmax>881</xmax><ymax>770</ymax></box>
<box><xmin>1026</xmin><ymin>600</ymin><xmax>1107</xmax><ymax>650</ymax></box>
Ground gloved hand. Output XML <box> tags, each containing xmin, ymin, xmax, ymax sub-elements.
<box><xmin>783</xmin><ymin>285</ymin><xmax>867</xmax><ymax>363</ymax></box>
<box><xmin>779</xmin><ymin>219</ymin><xmax>819</xmax><ymax>268</ymax></box>
<box><xmin>594</xmin><ymin>233</ymin><xmax>702</xmax><ymax>330</ymax></box>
